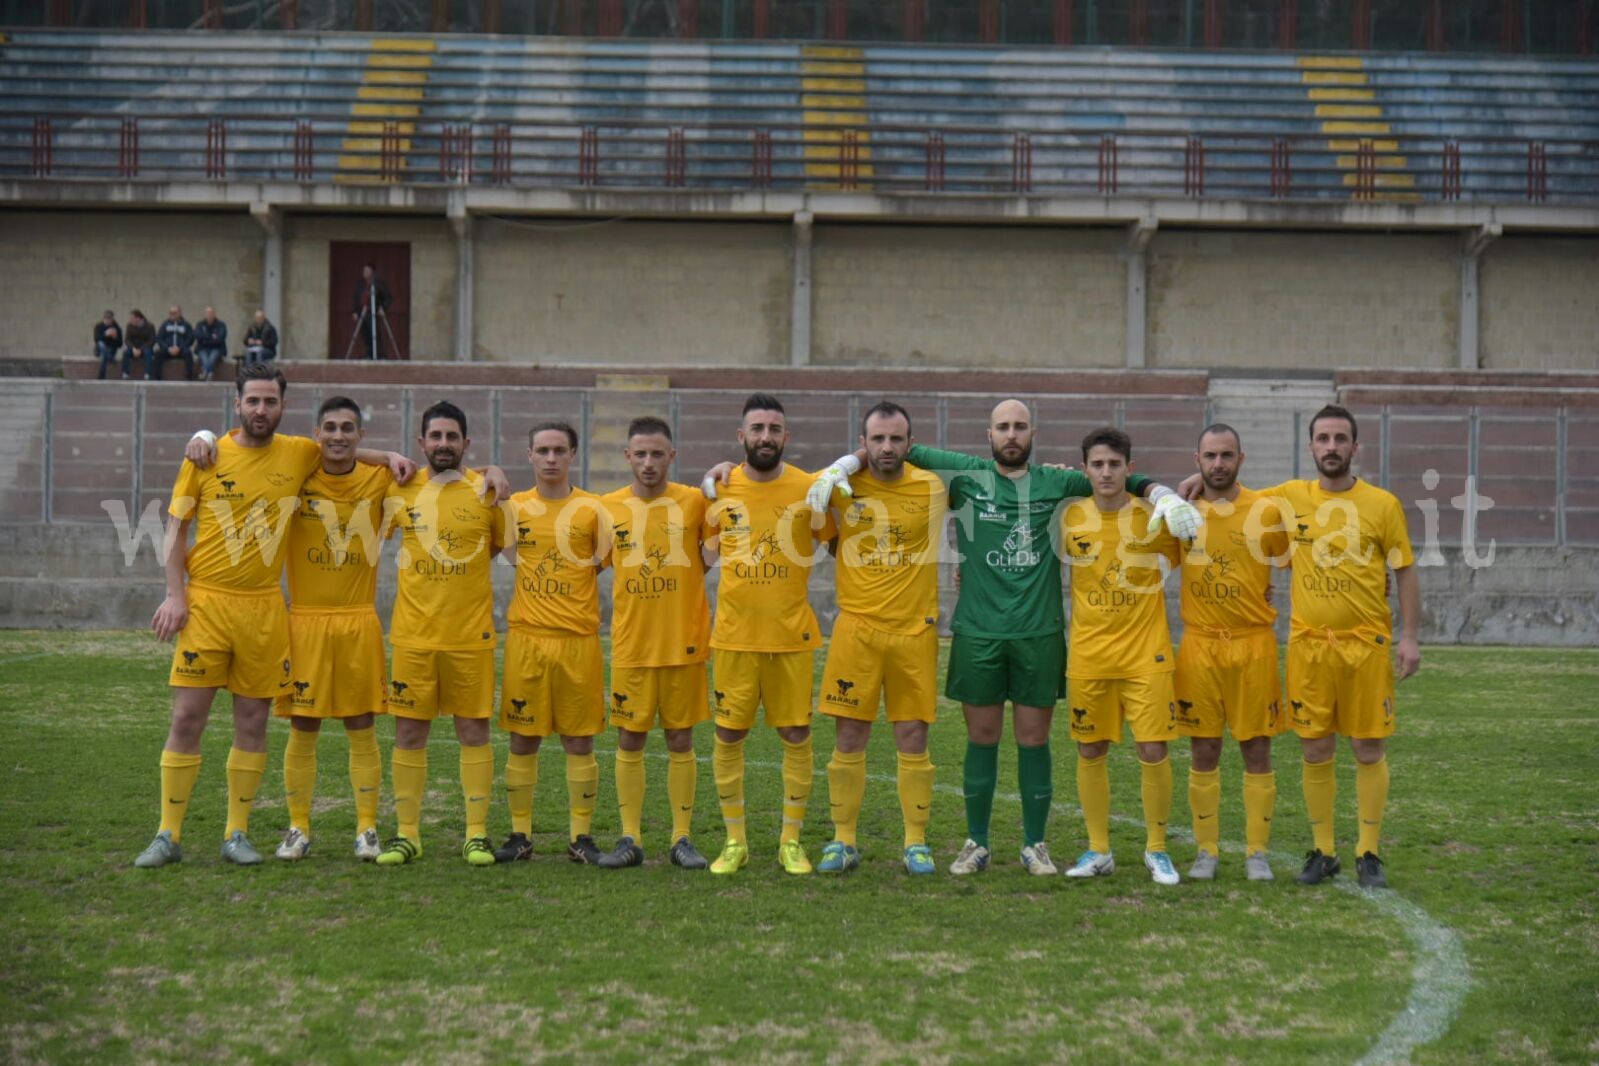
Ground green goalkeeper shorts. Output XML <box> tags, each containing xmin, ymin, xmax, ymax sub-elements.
<box><xmin>946</xmin><ymin>631</ymin><xmax>1066</xmax><ymax>709</ymax></box>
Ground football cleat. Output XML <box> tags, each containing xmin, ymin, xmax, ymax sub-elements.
<box><xmin>710</xmin><ymin>839</ymin><xmax>749</xmax><ymax>875</ymax></box>
<box><xmin>816</xmin><ymin>840</ymin><xmax>860</xmax><ymax>873</ymax></box>
<box><xmin>1356</xmin><ymin>851</ymin><xmax>1388</xmax><ymax>889</ymax></box>
<box><xmin>354</xmin><ymin>828</ymin><xmax>382</xmax><ymax>862</ymax></box>
<box><xmin>1020</xmin><ymin>842</ymin><xmax>1058</xmax><ymax>876</ymax></box>
<box><xmin>903</xmin><ymin>844</ymin><xmax>936</xmax><ymax>875</ymax></box>
<box><xmin>1245</xmin><ymin>851</ymin><xmax>1275</xmax><ymax>881</ymax></box>
<box><xmin>1064</xmin><ymin>849</ymin><xmax>1115</xmax><ymax>878</ymax></box>
<box><xmin>670</xmin><ymin>837</ymin><xmax>709</xmax><ymax>870</ymax></box>
<box><xmin>777</xmin><ymin>839</ymin><xmax>812</xmax><ymax>875</ymax></box>
<box><xmin>134</xmin><ymin>830</ymin><xmax>183</xmax><ymax>869</ymax></box>
<box><xmin>275</xmin><ymin>827</ymin><xmax>312</xmax><ymax>861</ymax></box>
<box><xmin>1188</xmin><ymin>848</ymin><xmax>1219</xmax><ymax>881</ymax></box>
<box><xmin>948</xmin><ymin>838</ymin><xmax>991</xmax><ymax>876</ymax></box>
<box><xmin>494</xmin><ymin>832</ymin><xmax>534</xmax><ymax>864</ymax></box>
<box><xmin>375</xmin><ymin>836</ymin><xmax>422</xmax><ymax>866</ymax></box>
<box><xmin>1144</xmin><ymin>850</ymin><xmax>1180</xmax><ymax>885</ymax></box>
<box><xmin>1295</xmin><ymin>849</ymin><xmax>1341</xmax><ymax>885</ymax></box>
<box><xmin>220</xmin><ymin>831</ymin><xmax>264</xmax><ymax>866</ymax></box>
<box><xmin>463</xmin><ymin>835</ymin><xmax>496</xmax><ymax>867</ymax></box>
<box><xmin>597</xmin><ymin>835</ymin><xmax>645</xmax><ymax>869</ymax></box>
<box><xmin>567</xmin><ymin>834</ymin><xmax>603</xmax><ymax>865</ymax></box>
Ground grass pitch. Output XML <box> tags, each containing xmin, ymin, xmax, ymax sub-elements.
<box><xmin>0</xmin><ymin>633</ymin><xmax>1595</xmax><ymax>1063</ymax></box>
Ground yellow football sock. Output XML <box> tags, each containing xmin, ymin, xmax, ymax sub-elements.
<box><xmin>827</xmin><ymin>749</ymin><xmax>867</xmax><ymax>847</ymax></box>
<box><xmin>668</xmin><ymin>750</ymin><xmax>698</xmax><ymax>841</ymax></box>
<box><xmin>780</xmin><ymin>735</ymin><xmax>813</xmax><ymax>845</ymax></box>
<box><xmin>1303</xmin><ymin>758</ymin><xmax>1338</xmax><ymax>856</ymax></box>
<box><xmin>1140</xmin><ymin>755</ymin><xmax>1173</xmax><ymax>852</ymax></box>
<box><xmin>158</xmin><ymin>750</ymin><xmax>201</xmax><ymax>842</ymax></box>
<box><xmin>566</xmin><ymin>752</ymin><xmax>598</xmax><ymax>841</ymax></box>
<box><xmin>1188</xmin><ymin>766</ymin><xmax>1221</xmax><ymax>855</ymax></box>
<box><xmin>346</xmin><ymin>726</ymin><xmax>381</xmax><ymax>834</ymax></box>
<box><xmin>1242</xmin><ymin>770</ymin><xmax>1277</xmax><ymax>855</ymax></box>
<box><xmin>460</xmin><ymin>744</ymin><xmax>494</xmax><ymax>840</ymax></box>
<box><xmin>713</xmin><ymin>737</ymin><xmax>746</xmax><ymax>845</ymax></box>
<box><xmin>283</xmin><ymin>728</ymin><xmax>318</xmax><ymax>834</ymax></box>
<box><xmin>1077</xmin><ymin>754</ymin><xmax>1111</xmax><ymax>854</ymax></box>
<box><xmin>1356</xmin><ymin>757</ymin><xmax>1389</xmax><ymax>857</ymax></box>
<box><xmin>506</xmin><ymin>752</ymin><xmax>539</xmax><ymax>837</ymax></box>
<box><xmin>615</xmin><ymin>748</ymin><xmax>645</xmax><ymax>841</ymax></box>
<box><xmin>896</xmin><ymin>750</ymin><xmax>935</xmax><ymax>848</ymax></box>
<box><xmin>392</xmin><ymin>746</ymin><xmax>428</xmax><ymax>842</ymax></box>
<box><xmin>224</xmin><ymin>747</ymin><xmax>267</xmax><ymax>838</ymax></box>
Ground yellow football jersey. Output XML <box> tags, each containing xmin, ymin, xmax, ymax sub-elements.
<box><xmin>1179</xmin><ymin>486</ymin><xmax>1290</xmax><ymax>632</ymax></box>
<box><xmin>1257</xmin><ymin>479</ymin><xmax>1415</xmax><ymax>636</ymax></box>
<box><xmin>1062</xmin><ymin>498</ymin><xmax>1182</xmax><ymax>679</ymax></box>
<box><xmin>168</xmin><ymin>432</ymin><xmax>322</xmax><ymax>591</ymax></box>
<box><xmin>832</xmin><ymin>464</ymin><xmax>946</xmax><ymax>635</ymax></box>
<box><xmin>285</xmin><ymin>463</ymin><xmax>396</xmax><ymax>609</ymax></box>
<box><xmin>388</xmin><ymin>469</ymin><xmax>508</xmax><ymax>651</ymax></box>
<box><xmin>705</xmin><ymin>464</ymin><xmax>834</xmax><ymax>652</ymax></box>
<box><xmin>507</xmin><ymin>487</ymin><xmax>604</xmax><ymax>636</ymax></box>
<box><xmin>601</xmin><ymin>482</ymin><xmax>711</xmax><ymax>668</ymax></box>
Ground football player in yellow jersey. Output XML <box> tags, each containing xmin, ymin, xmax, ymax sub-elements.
<box><xmin>1274</xmin><ymin>406</ymin><xmax>1419</xmax><ymax>889</ymax></box>
<box><xmin>135</xmin><ymin>364</ymin><xmax>410</xmax><ymax>869</ymax></box>
<box><xmin>492</xmin><ymin>421</ymin><xmax>608</xmax><ymax>866</ymax></box>
<box><xmin>806</xmin><ymin>402</ymin><xmax>947</xmax><ymax>876</ymax></box>
<box><xmin>1176</xmin><ymin>424</ymin><xmax>1291</xmax><ymax>882</ymax></box>
<box><xmin>595</xmin><ymin>417</ymin><xmax>714</xmax><ymax>871</ymax></box>
<box><xmin>699</xmin><ymin>394</ymin><xmax>835</xmax><ymax>876</ymax></box>
<box><xmin>1060</xmin><ymin>427</ymin><xmax>1186</xmax><ymax>886</ymax></box>
<box><xmin>377</xmin><ymin>401</ymin><xmax>511</xmax><ymax>868</ymax></box>
<box><xmin>272</xmin><ymin>396</ymin><xmax>395</xmax><ymax>864</ymax></box>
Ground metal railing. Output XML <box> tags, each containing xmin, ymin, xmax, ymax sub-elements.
<box><xmin>4</xmin><ymin>114</ymin><xmax>1595</xmax><ymax>203</ymax></box>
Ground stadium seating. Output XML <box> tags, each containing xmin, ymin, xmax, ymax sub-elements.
<box><xmin>2</xmin><ymin>28</ymin><xmax>1595</xmax><ymax>200</ymax></box>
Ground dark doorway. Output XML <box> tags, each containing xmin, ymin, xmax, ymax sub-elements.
<box><xmin>329</xmin><ymin>241</ymin><xmax>411</xmax><ymax>360</ymax></box>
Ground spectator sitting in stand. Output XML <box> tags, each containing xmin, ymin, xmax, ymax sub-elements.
<box><xmin>242</xmin><ymin>309</ymin><xmax>278</xmax><ymax>366</ymax></box>
<box><xmin>194</xmin><ymin>306</ymin><xmax>229</xmax><ymax>382</ymax></box>
<box><xmin>152</xmin><ymin>305</ymin><xmax>196</xmax><ymax>381</ymax></box>
<box><xmin>122</xmin><ymin>310</ymin><xmax>156</xmax><ymax>380</ymax></box>
<box><xmin>94</xmin><ymin>310</ymin><xmax>122</xmax><ymax>380</ymax></box>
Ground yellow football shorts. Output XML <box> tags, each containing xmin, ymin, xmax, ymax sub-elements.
<box><xmin>818</xmin><ymin>612</ymin><xmax>938</xmax><ymax>724</ymax></box>
<box><xmin>388</xmin><ymin>645</ymin><xmax>496</xmax><ymax>720</ymax></box>
<box><xmin>1286</xmin><ymin>629</ymin><xmax>1396</xmax><ymax>740</ymax></box>
<box><xmin>275</xmin><ymin>606</ymin><xmax>387</xmax><ymax>719</ymax></box>
<box><xmin>712</xmin><ymin>648</ymin><xmax>815</xmax><ymax>731</ymax></box>
<box><xmin>609</xmin><ymin>662</ymin><xmax>710</xmax><ymax>732</ymax></box>
<box><xmin>1174</xmin><ymin>627</ymin><xmax>1284</xmax><ymax>741</ymax></box>
<box><xmin>168</xmin><ymin>584</ymin><xmax>292</xmax><ymax>699</ymax></box>
<box><xmin>1066</xmin><ymin>672</ymin><xmax>1179</xmax><ymax>744</ymax></box>
<box><xmin>500</xmin><ymin>628</ymin><xmax>605</xmax><ymax>737</ymax></box>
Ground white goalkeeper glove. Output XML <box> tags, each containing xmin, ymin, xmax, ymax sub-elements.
<box><xmin>1147</xmin><ymin>485</ymin><xmax>1203</xmax><ymax>542</ymax></box>
<box><xmin>805</xmin><ymin>453</ymin><xmax>861</xmax><ymax>514</ymax></box>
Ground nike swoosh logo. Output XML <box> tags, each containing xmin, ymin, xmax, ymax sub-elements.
<box><xmin>1197</xmin><ymin>813</ymin><xmax>1215</xmax><ymax>820</ymax></box>
<box><xmin>238</xmin><ymin>796</ymin><xmax>254</xmax><ymax>804</ymax></box>
<box><xmin>469</xmin><ymin>795</ymin><xmax>488</xmax><ymax>802</ymax></box>
<box><xmin>358</xmin><ymin>787</ymin><xmax>376</xmax><ymax>793</ymax></box>
<box><xmin>788</xmin><ymin>795</ymin><xmax>805</xmax><ymax>802</ymax></box>
<box><xmin>915</xmin><ymin>804</ymin><xmax>929</xmax><ymax>810</ymax></box>
<box><xmin>679</xmin><ymin>805</ymin><xmax>693</xmax><ymax>812</ymax></box>
<box><xmin>581</xmin><ymin>792</ymin><xmax>596</xmax><ymax>800</ymax></box>
<box><xmin>168</xmin><ymin>798</ymin><xmax>183</xmax><ymax>804</ymax></box>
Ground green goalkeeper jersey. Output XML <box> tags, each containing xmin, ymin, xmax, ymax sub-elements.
<box><xmin>908</xmin><ymin>444</ymin><xmax>1150</xmax><ymax>640</ymax></box>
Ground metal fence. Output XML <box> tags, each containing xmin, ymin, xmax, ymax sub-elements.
<box><xmin>7</xmin><ymin>381</ymin><xmax>1596</xmax><ymax>548</ymax></box>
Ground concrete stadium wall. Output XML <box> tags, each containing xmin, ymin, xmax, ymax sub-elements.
<box><xmin>4</xmin><ymin>523</ymin><xmax>1593</xmax><ymax>647</ymax></box>
<box><xmin>473</xmin><ymin>218</ymin><xmax>791</xmax><ymax>364</ymax></box>
<box><xmin>0</xmin><ymin>210</ymin><xmax>262</xmax><ymax>363</ymax></box>
<box><xmin>810</xmin><ymin>225</ymin><xmax>1126</xmax><ymax>368</ymax></box>
<box><xmin>1148</xmin><ymin>231</ymin><xmax>1460</xmax><ymax>368</ymax></box>
<box><xmin>1480</xmin><ymin>236</ymin><xmax>1599</xmax><ymax>370</ymax></box>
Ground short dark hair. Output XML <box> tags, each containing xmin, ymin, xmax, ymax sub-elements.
<box><xmin>130</xmin><ymin>309</ymin><xmax>144</xmax><ymax>319</ymax></box>
<box><xmin>530</xmin><ymin>420</ymin><xmax>579</xmax><ymax>449</ymax></box>
<box><xmin>1197</xmin><ymin>422</ymin><xmax>1241</xmax><ymax>450</ymax></box>
<box><xmin>742</xmin><ymin>393</ymin><xmax>785</xmax><ymax>417</ymax></box>
<box><xmin>860</xmin><ymin>400</ymin><xmax>912</xmax><ymax>437</ymax></box>
<box><xmin>1308</xmin><ymin>404</ymin><xmax>1358</xmax><ymax>442</ymax></box>
<box><xmin>1081</xmin><ymin>426</ymin><xmax>1132</xmax><ymax>462</ymax></box>
<box><xmin>420</xmin><ymin>400</ymin><xmax>468</xmax><ymax>438</ymax></box>
<box><xmin>236</xmin><ymin>360</ymin><xmax>287</xmax><ymax>397</ymax></box>
<box><xmin>317</xmin><ymin>395</ymin><xmax>363</xmax><ymax>427</ymax></box>
<box><xmin>626</xmin><ymin>415</ymin><xmax>673</xmax><ymax>442</ymax></box>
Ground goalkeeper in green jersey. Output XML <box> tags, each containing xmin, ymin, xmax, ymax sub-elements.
<box><xmin>807</xmin><ymin>399</ymin><xmax>1201</xmax><ymax>875</ymax></box>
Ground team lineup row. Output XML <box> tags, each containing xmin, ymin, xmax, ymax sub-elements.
<box><xmin>134</xmin><ymin>363</ymin><xmax>1421</xmax><ymax>890</ymax></box>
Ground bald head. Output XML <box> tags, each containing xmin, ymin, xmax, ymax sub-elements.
<box><xmin>987</xmin><ymin>398</ymin><xmax>1034</xmax><ymax>471</ymax></box>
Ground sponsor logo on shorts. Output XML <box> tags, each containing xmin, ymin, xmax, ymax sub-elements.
<box><xmin>509</xmin><ymin>698</ymin><xmax>528</xmax><ymax>718</ymax></box>
<box><xmin>823</xmin><ymin>677</ymin><xmax>859</xmax><ymax>710</ymax></box>
<box><xmin>291</xmin><ymin>680</ymin><xmax>314</xmax><ymax>708</ymax></box>
<box><xmin>712</xmin><ymin>690</ymin><xmax>725</xmax><ymax>707</ymax></box>
<box><xmin>174</xmin><ymin>648</ymin><xmax>206</xmax><ymax>678</ymax></box>
<box><xmin>611</xmin><ymin>691</ymin><xmax>632</xmax><ymax>720</ymax></box>
<box><xmin>1069</xmin><ymin>706</ymin><xmax>1089</xmax><ymax>731</ymax></box>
